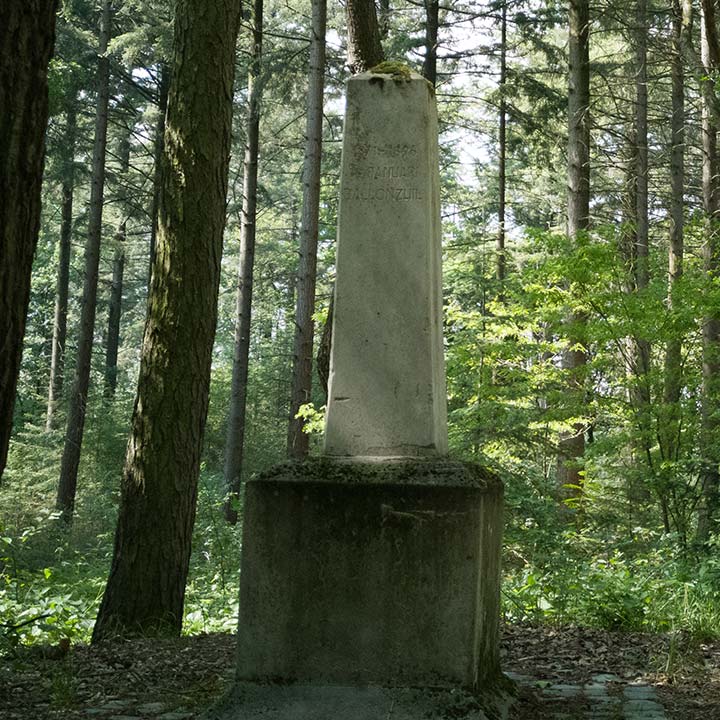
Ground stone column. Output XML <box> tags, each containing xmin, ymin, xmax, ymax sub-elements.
<box><xmin>324</xmin><ymin>72</ymin><xmax>448</xmax><ymax>457</ymax></box>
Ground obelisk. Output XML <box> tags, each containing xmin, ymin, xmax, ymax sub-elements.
<box><xmin>324</xmin><ymin>71</ymin><xmax>448</xmax><ymax>457</ymax></box>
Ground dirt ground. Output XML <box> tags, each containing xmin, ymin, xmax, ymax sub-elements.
<box><xmin>0</xmin><ymin>624</ymin><xmax>718</xmax><ymax>719</ymax></box>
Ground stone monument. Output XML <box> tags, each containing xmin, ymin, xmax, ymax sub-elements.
<box><xmin>205</xmin><ymin>69</ymin><xmax>509</xmax><ymax>720</ymax></box>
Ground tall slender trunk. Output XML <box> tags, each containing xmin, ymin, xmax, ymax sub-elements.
<box><xmin>661</xmin><ymin>0</ymin><xmax>689</xmax><ymax>469</ymax></box>
<box><xmin>0</xmin><ymin>1</ymin><xmax>58</xmax><ymax>481</ymax></box>
<box><xmin>496</xmin><ymin>2</ymin><xmax>507</xmax><ymax>295</ymax></box>
<box><xmin>149</xmin><ymin>63</ymin><xmax>169</xmax><ymax>289</ymax></box>
<box><xmin>92</xmin><ymin>0</ymin><xmax>242</xmax><ymax>640</ymax></box>
<box><xmin>698</xmin><ymin>1</ymin><xmax>720</xmax><ymax>541</ymax></box>
<box><xmin>557</xmin><ymin>0</ymin><xmax>590</xmax><ymax>497</ymax></box>
<box><xmin>223</xmin><ymin>0</ymin><xmax>264</xmax><ymax>524</ymax></box>
<box><xmin>346</xmin><ymin>0</ymin><xmax>384</xmax><ymax>73</ymax></box>
<box><xmin>378</xmin><ymin>0</ymin><xmax>390</xmax><ymax>38</ymax></box>
<box><xmin>422</xmin><ymin>0</ymin><xmax>439</xmax><ymax>87</ymax></box>
<box><xmin>287</xmin><ymin>0</ymin><xmax>327</xmax><ymax>459</ymax></box>
<box><xmin>104</xmin><ymin>128</ymin><xmax>131</xmax><ymax>398</ymax></box>
<box><xmin>46</xmin><ymin>100</ymin><xmax>78</xmax><ymax>431</ymax></box>
<box><xmin>629</xmin><ymin>0</ymin><xmax>652</xmax><ymax>459</ymax></box>
<box><xmin>56</xmin><ymin>0</ymin><xmax>112</xmax><ymax>521</ymax></box>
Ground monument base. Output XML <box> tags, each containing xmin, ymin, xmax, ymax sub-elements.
<box><xmin>231</xmin><ymin>458</ymin><xmax>504</xmax><ymax>692</ymax></box>
<box><xmin>202</xmin><ymin>680</ymin><xmax>517</xmax><ymax>720</ymax></box>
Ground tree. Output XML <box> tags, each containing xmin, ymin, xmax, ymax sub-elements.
<box><xmin>0</xmin><ymin>1</ymin><xmax>59</xmax><ymax>481</ymax></box>
<box><xmin>286</xmin><ymin>0</ymin><xmax>327</xmax><ymax>459</ymax></box>
<box><xmin>496</xmin><ymin>1</ymin><xmax>507</xmax><ymax>295</ymax></box>
<box><xmin>56</xmin><ymin>0</ymin><xmax>113</xmax><ymax>520</ymax></box>
<box><xmin>223</xmin><ymin>0</ymin><xmax>265</xmax><ymax>523</ymax></box>
<box><xmin>346</xmin><ymin>0</ymin><xmax>384</xmax><ymax>73</ymax></box>
<box><xmin>92</xmin><ymin>0</ymin><xmax>242</xmax><ymax>639</ymax></box>
<box><xmin>557</xmin><ymin>0</ymin><xmax>590</xmax><ymax>498</ymax></box>
<box><xmin>46</xmin><ymin>96</ymin><xmax>78</xmax><ymax>431</ymax></box>
<box><xmin>698</xmin><ymin>0</ymin><xmax>720</xmax><ymax>541</ymax></box>
<box><xmin>149</xmin><ymin>63</ymin><xmax>170</xmax><ymax>287</ymax></box>
<box><xmin>104</xmin><ymin>122</ymin><xmax>133</xmax><ymax>397</ymax></box>
<box><xmin>660</xmin><ymin>0</ymin><xmax>690</xmax><ymax>494</ymax></box>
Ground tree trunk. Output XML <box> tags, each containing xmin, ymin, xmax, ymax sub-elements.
<box><xmin>698</xmin><ymin>1</ymin><xmax>720</xmax><ymax>542</ymax></box>
<box><xmin>346</xmin><ymin>0</ymin><xmax>384</xmax><ymax>73</ymax></box>
<box><xmin>557</xmin><ymin>0</ymin><xmax>590</xmax><ymax>497</ymax></box>
<box><xmin>0</xmin><ymin>1</ymin><xmax>58</xmax><ymax>481</ymax></box>
<box><xmin>104</xmin><ymin>127</ymin><xmax>131</xmax><ymax>398</ymax></box>
<box><xmin>421</xmin><ymin>0</ymin><xmax>439</xmax><ymax>87</ymax></box>
<box><xmin>316</xmin><ymin>291</ymin><xmax>333</xmax><ymax>403</ymax></box>
<box><xmin>496</xmin><ymin>2</ymin><xmax>507</xmax><ymax>296</ymax></box>
<box><xmin>46</xmin><ymin>100</ymin><xmax>78</xmax><ymax>431</ymax></box>
<box><xmin>286</xmin><ymin>0</ymin><xmax>327</xmax><ymax>459</ymax></box>
<box><xmin>92</xmin><ymin>0</ymin><xmax>242</xmax><ymax>640</ymax></box>
<box><xmin>223</xmin><ymin>0</ymin><xmax>264</xmax><ymax>525</ymax></box>
<box><xmin>149</xmin><ymin>63</ymin><xmax>170</xmax><ymax>289</ymax></box>
<box><xmin>628</xmin><ymin>0</ymin><xmax>652</xmax><ymax>466</ymax></box>
<box><xmin>56</xmin><ymin>0</ymin><xmax>112</xmax><ymax>522</ymax></box>
<box><xmin>661</xmin><ymin>0</ymin><xmax>689</xmax><ymax>467</ymax></box>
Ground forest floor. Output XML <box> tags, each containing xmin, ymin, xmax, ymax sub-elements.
<box><xmin>0</xmin><ymin>624</ymin><xmax>718</xmax><ymax>719</ymax></box>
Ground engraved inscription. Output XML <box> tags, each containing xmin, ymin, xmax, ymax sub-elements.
<box><xmin>344</xmin><ymin>143</ymin><xmax>422</xmax><ymax>202</ymax></box>
<box><xmin>352</xmin><ymin>142</ymin><xmax>418</xmax><ymax>162</ymax></box>
<box><xmin>341</xmin><ymin>186</ymin><xmax>423</xmax><ymax>202</ymax></box>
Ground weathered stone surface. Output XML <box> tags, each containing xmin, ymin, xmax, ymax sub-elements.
<box><xmin>324</xmin><ymin>71</ymin><xmax>448</xmax><ymax>458</ymax></box>
<box><xmin>202</xmin><ymin>682</ymin><xmax>515</xmax><ymax>720</ymax></box>
<box><xmin>236</xmin><ymin>459</ymin><xmax>503</xmax><ymax>690</ymax></box>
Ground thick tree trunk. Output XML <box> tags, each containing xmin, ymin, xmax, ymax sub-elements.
<box><xmin>421</xmin><ymin>0</ymin><xmax>439</xmax><ymax>87</ymax></box>
<box><xmin>496</xmin><ymin>2</ymin><xmax>507</xmax><ymax>295</ymax></box>
<box><xmin>698</xmin><ymin>2</ymin><xmax>720</xmax><ymax>542</ymax></box>
<box><xmin>346</xmin><ymin>0</ymin><xmax>384</xmax><ymax>73</ymax></box>
<box><xmin>46</xmin><ymin>101</ymin><xmax>78</xmax><ymax>431</ymax></box>
<box><xmin>662</xmin><ymin>0</ymin><xmax>689</xmax><ymax>467</ymax></box>
<box><xmin>56</xmin><ymin>0</ymin><xmax>112</xmax><ymax>522</ymax></box>
<box><xmin>104</xmin><ymin>128</ymin><xmax>131</xmax><ymax>398</ymax></box>
<box><xmin>149</xmin><ymin>64</ymin><xmax>170</xmax><ymax>288</ymax></box>
<box><xmin>92</xmin><ymin>0</ymin><xmax>242</xmax><ymax>640</ymax></box>
<box><xmin>286</xmin><ymin>0</ymin><xmax>327</xmax><ymax>460</ymax></box>
<box><xmin>557</xmin><ymin>0</ymin><xmax>590</xmax><ymax>496</ymax></box>
<box><xmin>0</xmin><ymin>1</ymin><xmax>58</xmax><ymax>481</ymax></box>
<box><xmin>223</xmin><ymin>0</ymin><xmax>264</xmax><ymax>525</ymax></box>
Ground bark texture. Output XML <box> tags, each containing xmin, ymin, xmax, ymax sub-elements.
<box><xmin>56</xmin><ymin>0</ymin><xmax>112</xmax><ymax>520</ymax></box>
<box><xmin>104</xmin><ymin>126</ymin><xmax>132</xmax><ymax>397</ymax></box>
<box><xmin>149</xmin><ymin>64</ymin><xmax>170</xmax><ymax>289</ymax></box>
<box><xmin>558</xmin><ymin>0</ymin><xmax>590</xmax><ymax>496</ymax></box>
<box><xmin>346</xmin><ymin>0</ymin><xmax>384</xmax><ymax>73</ymax></box>
<box><xmin>496</xmin><ymin>2</ymin><xmax>507</xmax><ymax>295</ymax></box>
<box><xmin>421</xmin><ymin>0</ymin><xmax>439</xmax><ymax>87</ymax></box>
<box><xmin>698</xmin><ymin>1</ymin><xmax>720</xmax><ymax>541</ymax></box>
<box><xmin>223</xmin><ymin>0</ymin><xmax>264</xmax><ymax>525</ymax></box>
<box><xmin>0</xmin><ymin>1</ymin><xmax>58</xmax><ymax>480</ymax></box>
<box><xmin>662</xmin><ymin>0</ymin><xmax>690</xmax><ymax>468</ymax></box>
<box><xmin>92</xmin><ymin>0</ymin><xmax>242</xmax><ymax>639</ymax></box>
<box><xmin>287</xmin><ymin>0</ymin><xmax>327</xmax><ymax>459</ymax></box>
<box><xmin>46</xmin><ymin>101</ymin><xmax>77</xmax><ymax>431</ymax></box>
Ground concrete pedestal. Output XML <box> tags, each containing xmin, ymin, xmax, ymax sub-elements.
<box><xmin>203</xmin><ymin>458</ymin><xmax>509</xmax><ymax>719</ymax></box>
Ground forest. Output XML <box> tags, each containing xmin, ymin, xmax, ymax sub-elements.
<box><xmin>2</xmin><ymin>0</ymin><xmax>720</xmax><ymax>717</ymax></box>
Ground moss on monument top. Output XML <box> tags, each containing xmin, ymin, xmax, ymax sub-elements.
<box><xmin>369</xmin><ymin>61</ymin><xmax>413</xmax><ymax>81</ymax></box>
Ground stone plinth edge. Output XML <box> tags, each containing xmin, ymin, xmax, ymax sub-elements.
<box><xmin>201</xmin><ymin>679</ymin><xmax>517</xmax><ymax>720</ymax></box>
<box><xmin>256</xmin><ymin>457</ymin><xmax>503</xmax><ymax>491</ymax></box>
